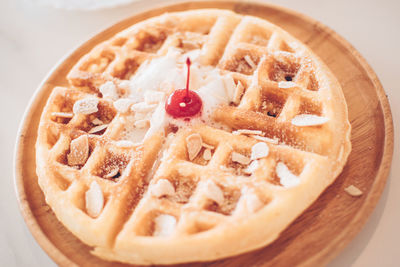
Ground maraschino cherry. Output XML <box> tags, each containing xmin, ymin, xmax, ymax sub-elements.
<box><xmin>165</xmin><ymin>58</ymin><xmax>202</xmax><ymax>118</ymax></box>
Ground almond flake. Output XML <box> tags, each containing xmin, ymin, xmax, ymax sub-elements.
<box><xmin>153</xmin><ymin>214</ymin><xmax>176</xmax><ymax>237</ymax></box>
<box><xmin>202</xmin><ymin>143</ymin><xmax>214</xmax><ymax>150</ymax></box>
<box><xmin>244</xmin><ymin>55</ymin><xmax>257</xmax><ymax>69</ymax></box>
<box><xmin>51</xmin><ymin>112</ymin><xmax>73</xmax><ymax>118</ymax></box>
<box><xmin>114</xmin><ymin>98</ymin><xmax>134</xmax><ymax>113</ymax></box>
<box><xmin>115</xmin><ymin>140</ymin><xmax>134</xmax><ymax>148</ymax></box>
<box><xmin>344</xmin><ymin>185</ymin><xmax>363</xmax><ymax>197</ymax></box>
<box><xmin>251</xmin><ymin>142</ymin><xmax>269</xmax><ymax>160</ymax></box>
<box><xmin>134</xmin><ymin>119</ymin><xmax>150</xmax><ymax>129</ymax></box>
<box><xmin>144</xmin><ymin>90</ymin><xmax>165</xmax><ymax>104</ymax></box>
<box><xmin>104</xmin><ymin>166</ymin><xmax>119</xmax><ymax>179</ymax></box>
<box><xmin>244</xmin><ymin>160</ymin><xmax>259</xmax><ymax>174</ymax></box>
<box><xmin>231</xmin><ymin>152</ymin><xmax>251</xmax><ymax>165</ymax></box>
<box><xmin>88</xmin><ymin>124</ymin><xmax>108</xmax><ymax>134</ymax></box>
<box><xmin>278</xmin><ymin>81</ymin><xmax>297</xmax><ymax>88</ymax></box>
<box><xmin>85</xmin><ymin>181</ymin><xmax>104</xmax><ymax>218</ymax></box>
<box><xmin>251</xmin><ymin>135</ymin><xmax>279</xmax><ymax>144</ymax></box>
<box><xmin>131</xmin><ymin>102</ymin><xmax>157</xmax><ymax>113</ymax></box>
<box><xmin>150</xmin><ymin>179</ymin><xmax>175</xmax><ymax>198</ymax></box>
<box><xmin>246</xmin><ymin>194</ymin><xmax>262</xmax><ymax>213</ymax></box>
<box><xmin>73</xmin><ymin>97</ymin><xmax>99</xmax><ymax>115</ymax></box>
<box><xmin>99</xmin><ymin>81</ymin><xmax>118</xmax><ymax>100</ymax></box>
<box><xmin>291</xmin><ymin>114</ymin><xmax>329</xmax><ymax>126</ymax></box>
<box><xmin>241</xmin><ymin>188</ymin><xmax>263</xmax><ymax>213</ymax></box>
<box><xmin>233</xmin><ymin>81</ymin><xmax>245</xmax><ymax>105</ymax></box>
<box><xmin>186</xmin><ymin>133</ymin><xmax>202</xmax><ymax>161</ymax></box>
<box><xmin>233</xmin><ymin>129</ymin><xmax>263</xmax><ymax>136</ymax></box>
<box><xmin>203</xmin><ymin>149</ymin><xmax>212</xmax><ymax>161</ymax></box>
<box><xmin>276</xmin><ymin>162</ymin><xmax>300</xmax><ymax>188</ymax></box>
<box><xmin>201</xmin><ymin>180</ymin><xmax>224</xmax><ymax>206</ymax></box>
<box><xmin>67</xmin><ymin>135</ymin><xmax>89</xmax><ymax>166</ymax></box>
<box><xmin>222</xmin><ymin>74</ymin><xmax>236</xmax><ymax>101</ymax></box>
<box><xmin>91</xmin><ymin>118</ymin><xmax>103</xmax><ymax>125</ymax></box>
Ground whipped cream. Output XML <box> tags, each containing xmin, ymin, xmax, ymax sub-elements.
<box><xmin>109</xmin><ymin>48</ymin><xmax>236</xmax><ymax>143</ymax></box>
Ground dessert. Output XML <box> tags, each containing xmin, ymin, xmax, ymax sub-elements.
<box><xmin>36</xmin><ymin>9</ymin><xmax>351</xmax><ymax>265</ymax></box>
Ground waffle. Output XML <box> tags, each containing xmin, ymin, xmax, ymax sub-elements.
<box><xmin>36</xmin><ymin>9</ymin><xmax>351</xmax><ymax>265</ymax></box>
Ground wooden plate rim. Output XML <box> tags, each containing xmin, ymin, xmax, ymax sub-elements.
<box><xmin>13</xmin><ymin>1</ymin><xmax>394</xmax><ymax>266</ymax></box>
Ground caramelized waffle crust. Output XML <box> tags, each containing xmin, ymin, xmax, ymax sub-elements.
<box><xmin>36</xmin><ymin>9</ymin><xmax>351</xmax><ymax>265</ymax></box>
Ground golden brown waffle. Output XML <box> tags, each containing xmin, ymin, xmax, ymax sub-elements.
<box><xmin>36</xmin><ymin>9</ymin><xmax>351</xmax><ymax>265</ymax></box>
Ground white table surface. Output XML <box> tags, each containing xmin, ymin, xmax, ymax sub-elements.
<box><xmin>1</xmin><ymin>0</ymin><xmax>398</xmax><ymax>266</ymax></box>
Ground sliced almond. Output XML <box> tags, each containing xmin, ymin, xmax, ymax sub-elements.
<box><xmin>150</xmin><ymin>179</ymin><xmax>175</xmax><ymax>198</ymax></box>
<box><xmin>186</xmin><ymin>133</ymin><xmax>202</xmax><ymax>161</ymax></box>
<box><xmin>91</xmin><ymin>118</ymin><xmax>103</xmax><ymax>125</ymax></box>
<box><xmin>276</xmin><ymin>162</ymin><xmax>300</xmax><ymax>188</ymax></box>
<box><xmin>104</xmin><ymin>166</ymin><xmax>119</xmax><ymax>179</ymax></box>
<box><xmin>344</xmin><ymin>185</ymin><xmax>363</xmax><ymax>197</ymax></box>
<box><xmin>201</xmin><ymin>180</ymin><xmax>224</xmax><ymax>206</ymax></box>
<box><xmin>246</xmin><ymin>193</ymin><xmax>263</xmax><ymax>213</ymax></box>
<box><xmin>115</xmin><ymin>140</ymin><xmax>134</xmax><ymax>148</ymax></box>
<box><xmin>222</xmin><ymin>74</ymin><xmax>236</xmax><ymax>101</ymax></box>
<box><xmin>85</xmin><ymin>181</ymin><xmax>104</xmax><ymax>218</ymax></box>
<box><xmin>291</xmin><ymin>114</ymin><xmax>329</xmax><ymax>126</ymax></box>
<box><xmin>240</xmin><ymin>188</ymin><xmax>263</xmax><ymax>213</ymax></box>
<box><xmin>67</xmin><ymin>135</ymin><xmax>89</xmax><ymax>166</ymax></box>
<box><xmin>134</xmin><ymin>119</ymin><xmax>150</xmax><ymax>129</ymax></box>
<box><xmin>251</xmin><ymin>135</ymin><xmax>279</xmax><ymax>144</ymax></box>
<box><xmin>88</xmin><ymin>124</ymin><xmax>108</xmax><ymax>134</ymax></box>
<box><xmin>244</xmin><ymin>55</ymin><xmax>257</xmax><ymax>69</ymax></box>
<box><xmin>244</xmin><ymin>160</ymin><xmax>259</xmax><ymax>174</ymax></box>
<box><xmin>233</xmin><ymin>129</ymin><xmax>263</xmax><ymax>136</ymax></box>
<box><xmin>203</xmin><ymin>149</ymin><xmax>212</xmax><ymax>161</ymax></box>
<box><xmin>99</xmin><ymin>81</ymin><xmax>118</xmax><ymax>100</ymax></box>
<box><xmin>51</xmin><ymin>112</ymin><xmax>73</xmax><ymax>118</ymax></box>
<box><xmin>114</xmin><ymin>98</ymin><xmax>134</xmax><ymax>113</ymax></box>
<box><xmin>278</xmin><ymin>81</ymin><xmax>297</xmax><ymax>88</ymax></box>
<box><xmin>153</xmin><ymin>214</ymin><xmax>176</xmax><ymax>237</ymax></box>
<box><xmin>232</xmin><ymin>81</ymin><xmax>245</xmax><ymax>105</ymax></box>
<box><xmin>202</xmin><ymin>143</ymin><xmax>214</xmax><ymax>150</ymax></box>
<box><xmin>73</xmin><ymin>97</ymin><xmax>99</xmax><ymax>115</ymax></box>
<box><xmin>131</xmin><ymin>102</ymin><xmax>157</xmax><ymax>113</ymax></box>
<box><xmin>231</xmin><ymin>151</ymin><xmax>251</xmax><ymax>165</ymax></box>
<box><xmin>251</xmin><ymin>142</ymin><xmax>269</xmax><ymax>160</ymax></box>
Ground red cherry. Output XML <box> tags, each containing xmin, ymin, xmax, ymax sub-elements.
<box><xmin>165</xmin><ymin>89</ymin><xmax>202</xmax><ymax>118</ymax></box>
<box><xmin>165</xmin><ymin>58</ymin><xmax>202</xmax><ymax>118</ymax></box>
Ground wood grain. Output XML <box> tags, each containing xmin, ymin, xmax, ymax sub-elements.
<box><xmin>14</xmin><ymin>1</ymin><xmax>394</xmax><ymax>266</ymax></box>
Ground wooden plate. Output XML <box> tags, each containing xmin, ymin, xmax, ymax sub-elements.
<box><xmin>14</xmin><ymin>1</ymin><xmax>394</xmax><ymax>266</ymax></box>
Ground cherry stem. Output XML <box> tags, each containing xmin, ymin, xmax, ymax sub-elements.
<box><xmin>185</xmin><ymin>57</ymin><xmax>191</xmax><ymax>101</ymax></box>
